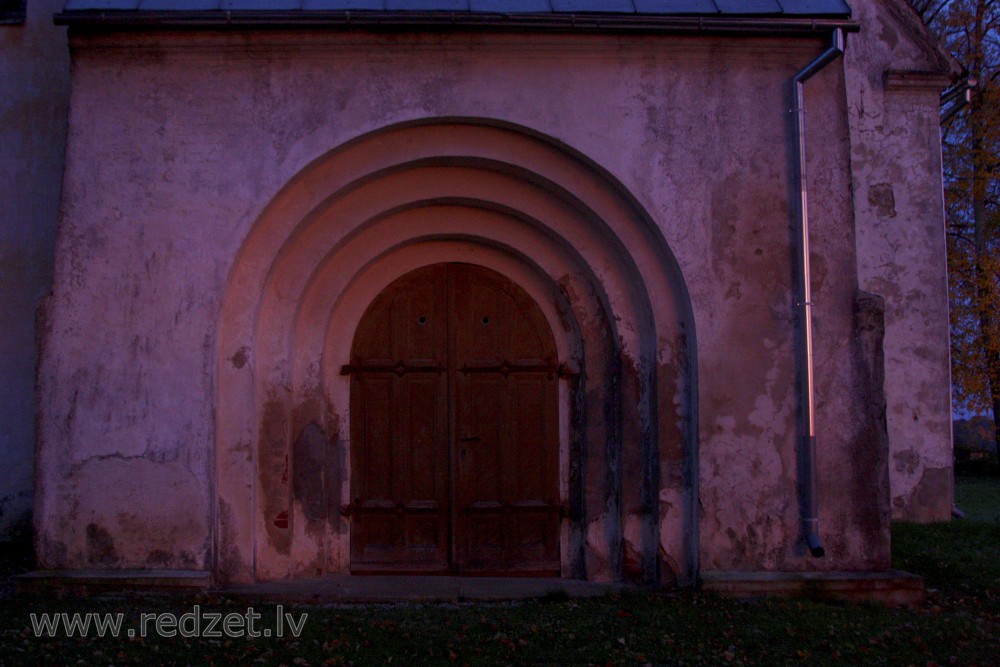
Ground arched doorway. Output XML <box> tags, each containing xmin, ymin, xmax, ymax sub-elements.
<box><xmin>347</xmin><ymin>263</ymin><xmax>560</xmax><ymax>575</ymax></box>
<box><xmin>215</xmin><ymin>119</ymin><xmax>697</xmax><ymax>586</ymax></box>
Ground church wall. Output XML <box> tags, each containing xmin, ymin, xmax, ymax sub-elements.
<box><xmin>37</xmin><ymin>28</ymin><xmax>892</xmax><ymax>578</ymax></box>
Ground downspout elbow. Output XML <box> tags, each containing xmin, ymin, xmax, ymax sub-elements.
<box><xmin>793</xmin><ymin>29</ymin><xmax>845</xmax><ymax>86</ymax></box>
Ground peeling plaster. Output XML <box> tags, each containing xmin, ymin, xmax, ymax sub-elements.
<box><xmin>846</xmin><ymin>0</ymin><xmax>955</xmax><ymax>523</ymax></box>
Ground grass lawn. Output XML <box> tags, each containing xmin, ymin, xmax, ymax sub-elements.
<box><xmin>1</xmin><ymin>472</ymin><xmax>996</xmax><ymax>666</ymax></box>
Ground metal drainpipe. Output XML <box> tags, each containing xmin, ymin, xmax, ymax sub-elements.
<box><xmin>791</xmin><ymin>28</ymin><xmax>845</xmax><ymax>559</ymax></box>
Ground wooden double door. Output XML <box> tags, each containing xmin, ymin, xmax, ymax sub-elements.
<box><xmin>347</xmin><ymin>263</ymin><xmax>560</xmax><ymax>574</ymax></box>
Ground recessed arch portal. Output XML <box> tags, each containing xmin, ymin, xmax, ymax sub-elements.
<box><xmin>215</xmin><ymin>118</ymin><xmax>697</xmax><ymax>586</ymax></box>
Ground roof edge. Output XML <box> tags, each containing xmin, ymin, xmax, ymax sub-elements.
<box><xmin>883</xmin><ymin>0</ymin><xmax>962</xmax><ymax>78</ymax></box>
<box><xmin>53</xmin><ymin>10</ymin><xmax>860</xmax><ymax>36</ymax></box>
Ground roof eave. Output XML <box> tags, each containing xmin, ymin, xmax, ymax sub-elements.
<box><xmin>53</xmin><ymin>10</ymin><xmax>860</xmax><ymax>36</ymax></box>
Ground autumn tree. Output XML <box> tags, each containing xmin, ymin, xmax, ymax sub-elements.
<box><xmin>915</xmin><ymin>0</ymin><xmax>1000</xmax><ymax>460</ymax></box>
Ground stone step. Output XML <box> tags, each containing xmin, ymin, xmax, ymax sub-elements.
<box><xmin>700</xmin><ymin>570</ymin><xmax>925</xmax><ymax>606</ymax></box>
<box><xmin>15</xmin><ymin>570</ymin><xmax>210</xmax><ymax>598</ymax></box>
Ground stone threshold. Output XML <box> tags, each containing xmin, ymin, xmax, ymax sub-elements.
<box><xmin>15</xmin><ymin>570</ymin><xmax>211</xmax><ymax>598</ymax></box>
<box><xmin>14</xmin><ymin>571</ymin><xmax>625</xmax><ymax>602</ymax></box>
<box><xmin>15</xmin><ymin>569</ymin><xmax>924</xmax><ymax>606</ymax></box>
<box><xmin>700</xmin><ymin>569</ymin><xmax>925</xmax><ymax>606</ymax></box>
<box><xmin>222</xmin><ymin>575</ymin><xmax>629</xmax><ymax>603</ymax></box>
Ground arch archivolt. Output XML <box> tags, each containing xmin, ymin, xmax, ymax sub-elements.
<box><xmin>216</xmin><ymin>119</ymin><xmax>696</xmax><ymax>586</ymax></box>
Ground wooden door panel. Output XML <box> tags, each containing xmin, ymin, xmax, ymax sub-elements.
<box><xmin>400</xmin><ymin>374</ymin><xmax>446</xmax><ymax>502</ymax></box>
<box><xmin>351</xmin><ymin>371</ymin><xmax>448</xmax><ymax>570</ymax></box>
<box><xmin>350</xmin><ymin>266</ymin><xmax>449</xmax><ymax>572</ymax></box>
<box><xmin>504</xmin><ymin>370</ymin><xmax>559</xmax><ymax>571</ymax></box>
<box><xmin>457</xmin><ymin>374</ymin><xmax>503</xmax><ymax>502</ymax></box>
<box><xmin>351</xmin><ymin>266</ymin><xmax>447</xmax><ymax>366</ymax></box>
<box><xmin>357</xmin><ymin>375</ymin><xmax>393</xmax><ymax>501</ymax></box>
<box><xmin>455</xmin><ymin>371</ymin><xmax>503</xmax><ymax>570</ymax></box>
<box><xmin>510</xmin><ymin>373</ymin><xmax>550</xmax><ymax>501</ymax></box>
<box><xmin>350</xmin><ymin>263</ymin><xmax>558</xmax><ymax>574</ymax></box>
<box><xmin>406</xmin><ymin>515</ymin><xmax>444</xmax><ymax>558</ymax></box>
<box><xmin>451</xmin><ymin>264</ymin><xmax>504</xmax><ymax>356</ymax></box>
<box><xmin>452</xmin><ymin>264</ymin><xmax>560</xmax><ymax>574</ymax></box>
<box><xmin>389</xmin><ymin>279</ymin><xmax>446</xmax><ymax>367</ymax></box>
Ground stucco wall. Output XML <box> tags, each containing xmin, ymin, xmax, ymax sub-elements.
<box><xmin>845</xmin><ymin>0</ymin><xmax>956</xmax><ymax>522</ymax></box>
<box><xmin>0</xmin><ymin>0</ymin><xmax>69</xmax><ymax>542</ymax></box>
<box><xmin>38</xmin><ymin>28</ymin><xmax>890</xmax><ymax>578</ymax></box>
